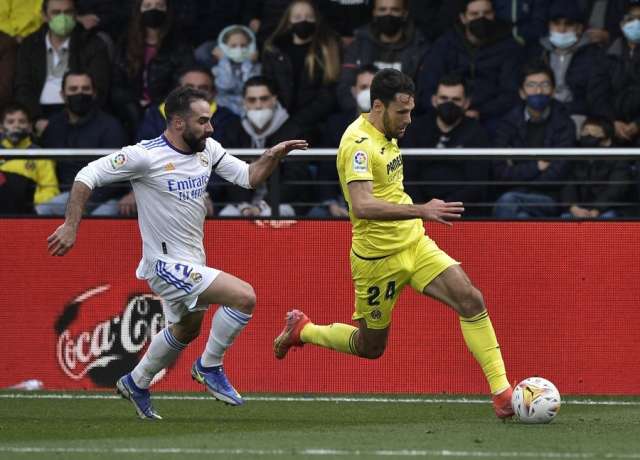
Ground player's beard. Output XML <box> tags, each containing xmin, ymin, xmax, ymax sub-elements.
<box><xmin>182</xmin><ymin>129</ymin><xmax>207</xmax><ymax>153</ymax></box>
<box><xmin>382</xmin><ymin>110</ymin><xmax>402</xmax><ymax>139</ymax></box>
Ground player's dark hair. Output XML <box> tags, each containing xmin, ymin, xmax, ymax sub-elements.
<box><xmin>61</xmin><ymin>70</ymin><xmax>95</xmax><ymax>93</ymax></box>
<box><xmin>1</xmin><ymin>102</ymin><xmax>32</xmax><ymax>123</ymax></box>
<box><xmin>164</xmin><ymin>86</ymin><xmax>210</xmax><ymax>122</ymax></box>
<box><xmin>520</xmin><ymin>60</ymin><xmax>556</xmax><ymax>88</ymax></box>
<box><xmin>243</xmin><ymin>76</ymin><xmax>278</xmax><ymax>97</ymax></box>
<box><xmin>370</xmin><ymin>68</ymin><xmax>415</xmax><ymax>107</ymax></box>
<box><xmin>437</xmin><ymin>73</ymin><xmax>468</xmax><ymax>97</ymax></box>
<box><xmin>583</xmin><ymin>117</ymin><xmax>614</xmax><ymax>141</ymax></box>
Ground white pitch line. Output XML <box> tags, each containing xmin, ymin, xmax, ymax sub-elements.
<box><xmin>0</xmin><ymin>446</ymin><xmax>639</xmax><ymax>459</ymax></box>
<box><xmin>0</xmin><ymin>393</ymin><xmax>638</xmax><ymax>406</ymax></box>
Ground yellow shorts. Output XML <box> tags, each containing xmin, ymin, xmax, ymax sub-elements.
<box><xmin>350</xmin><ymin>236</ymin><xmax>459</xmax><ymax>329</ymax></box>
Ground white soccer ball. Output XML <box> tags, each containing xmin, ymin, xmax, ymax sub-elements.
<box><xmin>511</xmin><ymin>377</ymin><xmax>561</xmax><ymax>424</ymax></box>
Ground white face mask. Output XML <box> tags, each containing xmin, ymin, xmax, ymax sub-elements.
<box><xmin>549</xmin><ymin>30</ymin><xmax>578</xmax><ymax>49</ymax></box>
<box><xmin>246</xmin><ymin>108</ymin><xmax>274</xmax><ymax>129</ymax></box>
<box><xmin>356</xmin><ymin>89</ymin><xmax>371</xmax><ymax>112</ymax></box>
<box><xmin>221</xmin><ymin>43</ymin><xmax>252</xmax><ymax>63</ymax></box>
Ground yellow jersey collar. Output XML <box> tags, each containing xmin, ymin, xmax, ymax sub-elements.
<box><xmin>1</xmin><ymin>137</ymin><xmax>32</xmax><ymax>150</ymax></box>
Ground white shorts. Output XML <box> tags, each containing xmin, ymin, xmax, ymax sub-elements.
<box><xmin>147</xmin><ymin>260</ymin><xmax>220</xmax><ymax>324</ymax></box>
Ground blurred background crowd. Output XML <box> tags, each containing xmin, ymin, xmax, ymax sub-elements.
<box><xmin>1</xmin><ymin>0</ymin><xmax>639</xmax><ymax>218</ymax></box>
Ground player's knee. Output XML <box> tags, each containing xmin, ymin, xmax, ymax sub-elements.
<box><xmin>457</xmin><ymin>287</ymin><xmax>485</xmax><ymax>318</ymax></box>
<box><xmin>235</xmin><ymin>283</ymin><xmax>256</xmax><ymax>314</ymax></box>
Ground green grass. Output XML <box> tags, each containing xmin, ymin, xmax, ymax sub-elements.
<box><xmin>0</xmin><ymin>392</ymin><xmax>639</xmax><ymax>460</ymax></box>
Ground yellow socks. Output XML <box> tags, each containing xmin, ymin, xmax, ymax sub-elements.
<box><xmin>459</xmin><ymin>310</ymin><xmax>510</xmax><ymax>394</ymax></box>
<box><xmin>300</xmin><ymin>322</ymin><xmax>359</xmax><ymax>355</ymax></box>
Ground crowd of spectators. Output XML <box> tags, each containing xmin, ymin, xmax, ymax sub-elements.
<box><xmin>0</xmin><ymin>0</ymin><xmax>639</xmax><ymax>217</ymax></box>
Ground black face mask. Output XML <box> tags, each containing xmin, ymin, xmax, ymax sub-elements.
<box><xmin>373</xmin><ymin>15</ymin><xmax>405</xmax><ymax>36</ymax></box>
<box><xmin>141</xmin><ymin>9</ymin><xmax>167</xmax><ymax>28</ymax></box>
<box><xmin>291</xmin><ymin>21</ymin><xmax>316</xmax><ymax>40</ymax></box>
<box><xmin>4</xmin><ymin>129</ymin><xmax>30</xmax><ymax>145</ymax></box>
<box><xmin>67</xmin><ymin>93</ymin><xmax>94</xmax><ymax>116</ymax></box>
<box><xmin>468</xmin><ymin>17</ymin><xmax>495</xmax><ymax>42</ymax></box>
<box><xmin>436</xmin><ymin>101</ymin><xmax>465</xmax><ymax>126</ymax></box>
<box><xmin>579</xmin><ymin>135</ymin><xmax>604</xmax><ymax>148</ymax></box>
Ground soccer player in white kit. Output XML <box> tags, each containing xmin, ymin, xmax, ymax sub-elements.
<box><xmin>47</xmin><ymin>87</ymin><xmax>308</xmax><ymax>419</ymax></box>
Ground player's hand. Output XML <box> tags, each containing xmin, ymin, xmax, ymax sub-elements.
<box><xmin>420</xmin><ymin>199</ymin><xmax>464</xmax><ymax>226</ymax></box>
<box><xmin>47</xmin><ymin>223</ymin><xmax>77</xmax><ymax>256</ymax></box>
<box><xmin>118</xmin><ymin>191</ymin><xmax>137</xmax><ymax>216</ymax></box>
<box><xmin>268</xmin><ymin>140</ymin><xmax>309</xmax><ymax>159</ymax></box>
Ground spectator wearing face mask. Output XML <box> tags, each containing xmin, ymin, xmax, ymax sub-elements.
<box><xmin>337</xmin><ymin>0</ymin><xmax>428</xmax><ymax>112</ymax></box>
<box><xmin>608</xmin><ymin>0</ymin><xmax>640</xmax><ymax>145</ymax></box>
<box><xmin>307</xmin><ymin>65</ymin><xmax>379</xmax><ymax>218</ymax></box>
<box><xmin>210</xmin><ymin>25</ymin><xmax>262</xmax><ymax>117</ymax></box>
<box><xmin>561</xmin><ymin>117</ymin><xmax>632</xmax><ymax>219</ymax></box>
<box><xmin>219</xmin><ymin>76</ymin><xmax>308</xmax><ymax>216</ymax></box>
<box><xmin>37</xmin><ymin>70</ymin><xmax>127</xmax><ymax>216</ymax></box>
<box><xmin>417</xmin><ymin>0</ymin><xmax>521</xmax><ymax>130</ymax></box>
<box><xmin>492</xmin><ymin>61</ymin><xmax>572</xmax><ymax>219</ymax></box>
<box><xmin>110</xmin><ymin>0</ymin><xmax>194</xmax><ymax>140</ymax></box>
<box><xmin>262</xmin><ymin>0</ymin><xmax>341</xmax><ymax>144</ymax></box>
<box><xmin>0</xmin><ymin>103</ymin><xmax>59</xmax><ymax>214</ymax></box>
<box><xmin>13</xmin><ymin>0</ymin><xmax>110</xmax><ymax>137</ymax></box>
<box><xmin>531</xmin><ymin>1</ymin><xmax>613</xmax><ymax>126</ymax></box>
<box><xmin>401</xmin><ymin>73</ymin><xmax>492</xmax><ymax>217</ymax></box>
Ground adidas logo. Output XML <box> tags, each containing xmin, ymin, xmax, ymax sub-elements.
<box><xmin>164</xmin><ymin>162</ymin><xmax>175</xmax><ymax>171</ymax></box>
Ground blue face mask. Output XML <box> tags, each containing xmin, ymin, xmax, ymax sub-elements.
<box><xmin>623</xmin><ymin>19</ymin><xmax>640</xmax><ymax>43</ymax></box>
<box><xmin>526</xmin><ymin>94</ymin><xmax>551</xmax><ymax>111</ymax></box>
<box><xmin>549</xmin><ymin>30</ymin><xmax>578</xmax><ymax>49</ymax></box>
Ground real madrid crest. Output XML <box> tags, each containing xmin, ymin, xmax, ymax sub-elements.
<box><xmin>197</xmin><ymin>153</ymin><xmax>209</xmax><ymax>168</ymax></box>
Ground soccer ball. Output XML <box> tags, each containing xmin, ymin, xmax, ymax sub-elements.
<box><xmin>511</xmin><ymin>377</ymin><xmax>561</xmax><ymax>424</ymax></box>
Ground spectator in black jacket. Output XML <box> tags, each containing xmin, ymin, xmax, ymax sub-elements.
<box><xmin>532</xmin><ymin>1</ymin><xmax>613</xmax><ymax>125</ymax></box>
<box><xmin>337</xmin><ymin>0</ymin><xmax>428</xmax><ymax>112</ymax></box>
<box><xmin>262</xmin><ymin>0</ymin><xmax>341</xmax><ymax>144</ymax></box>
<box><xmin>244</xmin><ymin>0</ymin><xmax>293</xmax><ymax>47</ymax></box>
<box><xmin>110</xmin><ymin>0</ymin><xmax>194</xmax><ymax>140</ymax></box>
<box><xmin>36</xmin><ymin>71</ymin><xmax>127</xmax><ymax>216</ymax></box>
<box><xmin>608</xmin><ymin>1</ymin><xmax>640</xmax><ymax>145</ymax></box>
<box><xmin>218</xmin><ymin>76</ymin><xmax>308</xmax><ymax>216</ymax></box>
<box><xmin>493</xmin><ymin>0</ymin><xmax>551</xmax><ymax>47</ymax></box>
<box><xmin>561</xmin><ymin>117</ymin><xmax>632</xmax><ymax>218</ymax></box>
<box><xmin>416</xmin><ymin>0</ymin><xmax>522</xmax><ymax>129</ymax></box>
<box><xmin>402</xmin><ymin>73</ymin><xmax>492</xmax><ymax>217</ymax></box>
<box><xmin>493</xmin><ymin>61</ymin><xmax>573</xmax><ymax>218</ymax></box>
<box><xmin>316</xmin><ymin>0</ymin><xmax>372</xmax><ymax>46</ymax></box>
<box><xmin>13</xmin><ymin>0</ymin><xmax>110</xmax><ymax>136</ymax></box>
<box><xmin>580</xmin><ymin>0</ymin><xmax>629</xmax><ymax>47</ymax></box>
<box><xmin>0</xmin><ymin>31</ymin><xmax>17</xmax><ymax>112</ymax></box>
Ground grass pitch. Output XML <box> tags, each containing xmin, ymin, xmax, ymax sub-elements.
<box><xmin>0</xmin><ymin>392</ymin><xmax>638</xmax><ymax>460</ymax></box>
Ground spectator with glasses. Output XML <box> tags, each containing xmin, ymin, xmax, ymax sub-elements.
<box><xmin>492</xmin><ymin>61</ymin><xmax>572</xmax><ymax>218</ymax></box>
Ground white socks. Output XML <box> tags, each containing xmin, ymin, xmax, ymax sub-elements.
<box><xmin>131</xmin><ymin>327</ymin><xmax>186</xmax><ymax>389</ymax></box>
<box><xmin>201</xmin><ymin>305</ymin><xmax>252</xmax><ymax>368</ymax></box>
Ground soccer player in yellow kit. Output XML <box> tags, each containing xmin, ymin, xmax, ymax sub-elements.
<box><xmin>274</xmin><ymin>69</ymin><xmax>514</xmax><ymax>418</ymax></box>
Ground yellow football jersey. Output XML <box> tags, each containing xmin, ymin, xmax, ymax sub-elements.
<box><xmin>337</xmin><ymin>114</ymin><xmax>424</xmax><ymax>259</ymax></box>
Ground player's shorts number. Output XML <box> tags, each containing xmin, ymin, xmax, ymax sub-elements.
<box><xmin>367</xmin><ymin>280</ymin><xmax>396</xmax><ymax>306</ymax></box>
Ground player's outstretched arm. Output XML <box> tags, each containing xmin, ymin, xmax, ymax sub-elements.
<box><xmin>47</xmin><ymin>181</ymin><xmax>92</xmax><ymax>256</ymax></box>
<box><xmin>349</xmin><ymin>181</ymin><xmax>464</xmax><ymax>225</ymax></box>
<box><xmin>247</xmin><ymin>139</ymin><xmax>308</xmax><ymax>188</ymax></box>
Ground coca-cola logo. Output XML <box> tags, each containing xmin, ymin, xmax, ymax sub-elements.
<box><xmin>55</xmin><ymin>285</ymin><xmax>165</xmax><ymax>387</ymax></box>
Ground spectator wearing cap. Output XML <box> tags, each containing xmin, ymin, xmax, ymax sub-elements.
<box><xmin>531</xmin><ymin>0</ymin><xmax>613</xmax><ymax>127</ymax></box>
<box><xmin>492</xmin><ymin>61</ymin><xmax>572</xmax><ymax>219</ymax></box>
<box><xmin>337</xmin><ymin>0</ymin><xmax>428</xmax><ymax>112</ymax></box>
<box><xmin>561</xmin><ymin>117</ymin><xmax>632</xmax><ymax>219</ymax></box>
<box><xmin>416</xmin><ymin>0</ymin><xmax>522</xmax><ymax>130</ymax></box>
<box><xmin>608</xmin><ymin>0</ymin><xmax>640</xmax><ymax>145</ymax></box>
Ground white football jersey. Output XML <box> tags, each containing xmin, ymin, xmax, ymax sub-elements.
<box><xmin>76</xmin><ymin>135</ymin><xmax>251</xmax><ymax>279</ymax></box>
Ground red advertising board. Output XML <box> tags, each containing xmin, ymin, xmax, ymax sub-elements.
<box><xmin>1</xmin><ymin>219</ymin><xmax>639</xmax><ymax>395</ymax></box>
